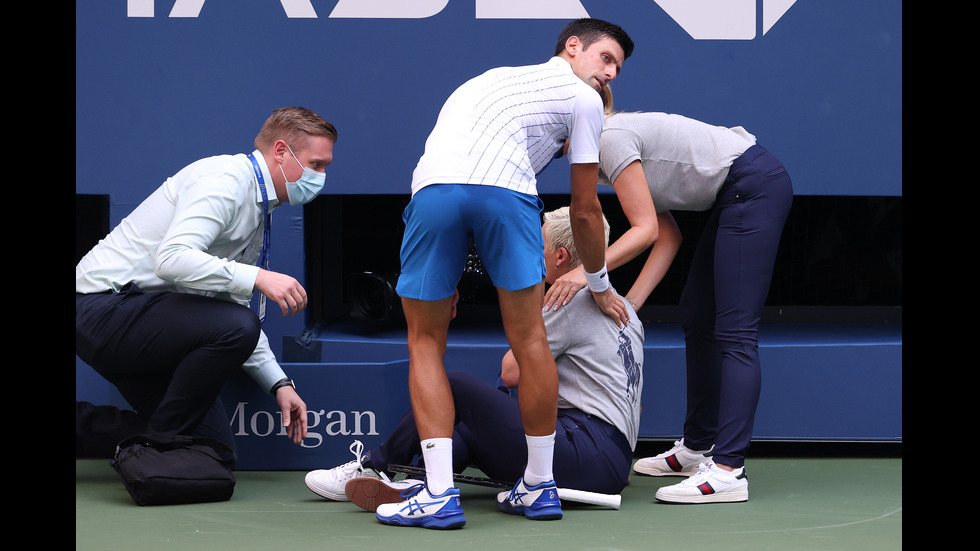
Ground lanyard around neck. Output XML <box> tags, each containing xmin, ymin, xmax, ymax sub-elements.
<box><xmin>247</xmin><ymin>153</ymin><xmax>271</xmax><ymax>322</ymax></box>
<box><xmin>247</xmin><ymin>154</ymin><xmax>271</xmax><ymax>269</ymax></box>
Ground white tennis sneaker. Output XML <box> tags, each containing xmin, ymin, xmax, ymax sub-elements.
<box><xmin>654</xmin><ymin>461</ymin><xmax>748</xmax><ymax>504</ymax></box>
<box><xmin>633</xmin><ymin>439</ymin><xmax>713</xmax><ymax>477</ymax></box>
<box><xmin>305</xmin><ymin>440</ymin><xmax>391</xmax><ymax>501</ymax></box>
<box><xmin>496</xmin><ymin>478</ymin><xmax>563</xmax><ymax>520</ymax></box>
<box><xmin>375</xmin><ymin>482</ymin><xmax>466</xmax><ymax>529</ymax></box>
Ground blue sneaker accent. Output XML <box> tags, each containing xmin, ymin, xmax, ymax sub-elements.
<box><xmin>375</xmin><ymin>482</ymin><xmax>466</xmax><ymax>529</ymax></box>
<box><xmin>496</xmin><ymin>478</ymin><xmax>563</xmax><ymax>520</ymax></box>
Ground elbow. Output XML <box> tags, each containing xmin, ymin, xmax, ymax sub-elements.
<box><xmin>646</xmin><ymin>224</ymin><xmax>659</xmax><ymax>248</ymax></box>
<box><xmin>153</xmin><ymin>256</ymin><xmax>176</xmax><ymax>282</ymax></box>
<box><xmin>569</xmin><ymin>199</ymin><xmax>602</xmax><ymax>224</ymax></box>
<box><xmin>635</xmin><ymin>220</ymin><xmax>659</xmax><ymax>250</ymax></box>
<box><xmin>152</xmin><ymin>246</ymin><xmax>185</xmax><ymax>283</ymax></box>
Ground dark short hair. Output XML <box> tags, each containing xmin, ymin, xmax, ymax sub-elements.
<box><xmin>553</xmin><ymin>18</ymin><xmax>634</xmax><ymax>59</ymax></box>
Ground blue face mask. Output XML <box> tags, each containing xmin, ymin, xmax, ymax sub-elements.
<box><xmin>280</xmin><ymin>144</ymin><xmax>326</xmax><ymax>205</ymax></box>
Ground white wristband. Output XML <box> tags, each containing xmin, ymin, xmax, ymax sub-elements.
<box><xmin>584</xmin><ymin>263</ymin><xmax>610</xmax><ymax>293</ymax></box>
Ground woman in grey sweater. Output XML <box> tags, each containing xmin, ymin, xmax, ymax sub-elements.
<box><xmin>545</xmin><ymin>87</ymin><xmax>794</xmax><ymax>504</ymax></box>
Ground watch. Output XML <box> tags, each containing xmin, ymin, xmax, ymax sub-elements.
<box><xmin>270</xmin><ymin>378</ymin><xmax>295</xmax><ymax>394</ymax></box>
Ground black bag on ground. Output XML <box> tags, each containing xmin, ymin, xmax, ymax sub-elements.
<box><xmin>111</xmin><ymin>434</ymin><xmax>236</xmax><ymax>506</ymax></box>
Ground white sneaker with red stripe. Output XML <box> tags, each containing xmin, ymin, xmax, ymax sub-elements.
<box><xmin>655</xmin><ymin>461</ymin><xmax>748</xmax><ymax>503</ymax></box>
<box><xmin>633</xmin><ymin>439</ymin><xmax>713</xmax><ymax>477</ymax></box>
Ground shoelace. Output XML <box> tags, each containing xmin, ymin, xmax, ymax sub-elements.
<box><xmin>332</xmin><ymin>440</ymin><xmax>400</xmax><ymax>484</ymax></box>
<box><xmin>325</xmin><ymin>440</ymin><xmax>369</xmax><ymax>482</ymax></box>
<box><xmin>656</xmin><ymin>439</ymin><xmax>685</xmax><ymax>458</ymax></box>
<box><xmin>658</xmin><ymin>439</ymin><xmax>713</xmax><ymax>461</ymax></box>
<box><xmin>399</xmin><ymin>482</ymin><xmax>426</xmax><ymax>499</ymax></box>
<box><xmin>505</xmin><ymin>479</ymin><xmax>529</xmax><ymax>504</ymax></box>
<box><xmin>682</xmin><ymin>462</ymin><xmax>715</xmax><ymax>486</ymax></box>
<box><xmin>348</xmin><ymin>440</ymin><xmax>366</xmax><ymax>465</ymax></box>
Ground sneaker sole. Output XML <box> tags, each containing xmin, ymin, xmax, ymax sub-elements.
<box><xmin>345</xmin><ymin>478</ymin><xmax>408</xmax><ymax>512</ymax></box>
<box><xmin>633</xmin><ymin>462</ymin><xmax>699</xmax><ymax>477</ymax></box>
<box><xmin>523</xmin><ymin>506</ymin><xmax>563</xmax><ymax>520</ymax></box>
<box><xmin>496</xmin><ymin>499</ymin><xmax>563</xmax><ymax>520</ymax></box>
<box><xmin>305</xmin><ymin>472</ymin><xmax>348</xmax><ymax>501</ymax></box>
<box><xmin>655</xmin><ymin>488</ymin><xmax>748</xmax><ymax>504</ymax></box>
<box><xmin>376</xmin><ymin>512</ymin><xmax>467</xmax><ymax>529</ymax></box>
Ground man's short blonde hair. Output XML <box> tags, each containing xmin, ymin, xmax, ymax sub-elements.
<box><xmin>254</xmin><ymin>106</ymin><xmax>337</xmax><ymax>151</ymax></box>
<box><xmin>542</xmin><ymin>206</ymin><xmax>610</xmax><ymax>268</ymax></box>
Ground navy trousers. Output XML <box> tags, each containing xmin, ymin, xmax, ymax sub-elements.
<box><xmin>368</xmin><ymin>371</ymin><xmax>633</xmax><ymax>495</ymax></box>
<box><xmin>678</xmin><ymin>145</ymin><xmax>794</xmax><ymax>468</ymax></box>
<box><xmin>75</xmin><ymin>285</ymin><xmax>260</xmax><ymax>463</ymax></box>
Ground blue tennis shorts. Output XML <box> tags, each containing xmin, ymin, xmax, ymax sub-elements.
<box><xmin>396</xmin><ymin>184</ymin><xmax>546</xmax><ymax>301</ymax></box>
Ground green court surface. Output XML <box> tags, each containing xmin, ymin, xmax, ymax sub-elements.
<box><xmin>76</xmin><ymin>444</ymin><xmax>901</xmax><ymax>550</ymax></box>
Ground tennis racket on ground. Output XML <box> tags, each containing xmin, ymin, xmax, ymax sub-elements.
<box><xmin>388</xmin><ymin>464</ymin><xmax>621</xmax><ymax>509</ymax></box>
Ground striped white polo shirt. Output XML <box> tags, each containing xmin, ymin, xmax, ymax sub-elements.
<box><xmin>411</xmin><ymin>56</ymin><xmax>603</xmax><ymax>196</ymax></box>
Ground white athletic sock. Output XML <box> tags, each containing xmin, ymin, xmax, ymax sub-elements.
<box><xmin>420</xmin><ymin>437</ymin><xmax>454</xmax><ymax>495</ymax></box>
<box><xmin>523</xmin><ymin>432</ymin><xmax>556</xmax><ymax>487</ymax></box>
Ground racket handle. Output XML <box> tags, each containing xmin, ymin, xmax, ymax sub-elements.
<box><xmin>557</xmin><ymin>488</ymin><xmax>621</xmax><ymax>509</ymax></box>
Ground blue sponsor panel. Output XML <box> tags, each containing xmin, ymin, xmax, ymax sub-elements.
<box><xmin>750</xmin><ymin>325</ymin><xmax>903</xmax><ymax>441</ymax></box>
<box><xmin>221</xmin><ymin>359</ymin><xmax>411</xmax><ymax>471</ymax></box>
<box><xmin>77</xmin><ymin>1</ymin><xmax>901</xmax><ymax>205</ymax></box>
<box><xmin>77</xmin><ymin>319</ymin><xmax>901</xmax><ymax>470</ymax></box>
<box><xmin>638</xmin><ymin>323</ymin><xmax>903</xmax><ymax>441</ymax></box>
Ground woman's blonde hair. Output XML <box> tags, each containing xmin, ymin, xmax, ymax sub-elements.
<box><xmin>599</xmin><ymin>85</ymin><xmax>615</xmax><ymax>117</ymax></box>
